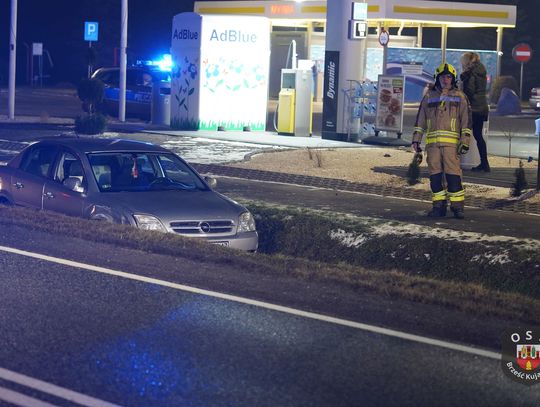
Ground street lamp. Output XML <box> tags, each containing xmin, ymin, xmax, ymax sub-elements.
<box><xmin>8</xmin><ymin>0</ymin><xmax>18</xmax><ymax>120</ymax></box>
<box><xmin>119</xmin><ymin>0</ymin><xmax>128</xmax><ymax>122</ymax></box>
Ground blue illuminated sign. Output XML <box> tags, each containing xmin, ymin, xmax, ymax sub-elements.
<box><xmin>84</xmin><ymin>22</ymin><xmax>99</xmax><ymax>42</ymax></box>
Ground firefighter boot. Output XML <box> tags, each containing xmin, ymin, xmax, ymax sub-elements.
<box><xmin>427</xmin><ymin>201</ymin><xmax>447</xmax><ymax>217</ymax></box>
<box><xmin>451</xmin><ymin>202</ymin><xmax>465</xmax><ymax>219</ymax></box>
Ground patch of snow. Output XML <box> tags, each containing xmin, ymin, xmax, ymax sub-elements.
<box><xmin>368</xmin><ymin>222</ymin><xmax>540</xmax><ymax>251</ymax></box>
<box><xmin>471</xmin><ymin>251</ymin><xmax>512</xmax><ymax>265</ymax></box>
<box><xmin>98</xmin><ymin>132</ymin><xmax>285</xmax><ymax>164</ymax></box>
<box><xmin>329</xmin><ymin>229</ymin><xmax>368</xmax><ymax>248</ymax></box>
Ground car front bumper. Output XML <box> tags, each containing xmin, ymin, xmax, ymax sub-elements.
<box><xmin>529</xmin><ymin>97</ymin><xmax>540</xmax><ymax>109</ymax></box>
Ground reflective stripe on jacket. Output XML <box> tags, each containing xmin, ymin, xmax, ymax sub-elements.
<box><xmin>412</xmin><ymin>87</ymin><xmax>472</xmax><ymax>147</ymax></box>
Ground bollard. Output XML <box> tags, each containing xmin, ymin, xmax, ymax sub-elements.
<box><xmin>536</xmin><ymin>118</ymin><xmax>540</xmax><ymax>191</ymax></box>
<box><xmin>151</xmin><ymin>81</ymin><xmax>171</xmax><ymax>126</ymax></box>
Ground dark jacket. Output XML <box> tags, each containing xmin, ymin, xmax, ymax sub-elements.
<box><xmin>460</xmin><ymin>61</ymin><xmax>489</xmax><ymax>116</ymax></box>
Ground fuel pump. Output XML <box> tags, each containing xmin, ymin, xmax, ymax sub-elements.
<box><xmin>277</xmin><ymin>68</ymin><xmax>313</xmax><ymax>137</ymax></box>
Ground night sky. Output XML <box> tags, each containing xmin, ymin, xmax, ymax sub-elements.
<box><xmin>1</xmin><ymin>0</ymin><xmax>537</xmax><ymax>89</ymax></box>
<box><xmin>0</xmin><ymin>0</ymin><xmax>197</xmax><ymax>83</ymax></box>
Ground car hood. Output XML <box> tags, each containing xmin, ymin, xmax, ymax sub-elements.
<box><xmin>97</xmin><ymin>190</ymin><xmax>245</xmax><ymax>221</ymax></box>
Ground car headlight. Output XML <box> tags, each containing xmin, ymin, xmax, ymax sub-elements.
<box><xmin>238</xmin><ymin>211</ymin><xmax>256</xmax><ymax>233</ymax></box>
<box><xmin>133</xmin><ymin>214</ymin><xmax>167</xmax><ymax>232</ymax></box>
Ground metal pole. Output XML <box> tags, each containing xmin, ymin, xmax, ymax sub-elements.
<box><xmin>119</xmin><ymin>0</ymin><xmax>128</xmax><ymax>122</ymax></box>
<box><xmin>39</xmin><ymin>55</ymin><xmax>43</xmax><ymax>87</ymax></box>
<box><xmin>536</xmin><ymin>118</ymin><xmax>540</xmax><ymax>191</ymax></box>
<box><xmin>537</xmin><ymin>138</ymin><xmax>540</xmax><ymax>191</ymax></box>
<box><xmin>519</xmin><ymin>62</ymin><xmax>524</xmax><ymax>101</ymax></box>
<box><xmin>382</xmin><ymin>43</ymin><xmax>388</xmax><ymax>74</ymax></box>
<box><xmin>496</xmin><ymin>26</ymin><xmax>503</xmax><ymax>80</ymax></box>
<box><xmin>441</xmin><ymin>25</ymin><xmax>447</xmax><ymax>63</ymax></box>
<box><xmin>30</xmin><ymin>53</ymin><xmax>34</xmax><ymax>87</ymax></box>
<box><xmin>8</xmin><ymin>0</ymin><xmax>18</xmax><ymax>120</ymax></box>
<box><xmin>88</xmin><ymin>41</ymin><xmax>92</xmax><ymax>78</ymax></box>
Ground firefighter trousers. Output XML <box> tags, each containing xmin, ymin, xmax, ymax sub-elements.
<box><xmin>426</xmin><ymin>144</ymin><xmax>465</xmax><ymax>207</ymax></box>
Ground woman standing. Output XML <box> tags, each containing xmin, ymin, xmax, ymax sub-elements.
<box><xmin>460</xmin><ymin>52</ymin><xmax>490</xmax><ymax>172</ymax></box>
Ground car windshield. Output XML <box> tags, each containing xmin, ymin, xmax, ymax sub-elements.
<box><xmin>87</xmin><ymin>152</ymin><xmax>207</xmax><ymax>192</ymax></box>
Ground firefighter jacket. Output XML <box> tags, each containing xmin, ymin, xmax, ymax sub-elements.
<box><xmin>412</xmin><ymin>86</ymin><xmax>472</xmax><ymax>148</ymax></box>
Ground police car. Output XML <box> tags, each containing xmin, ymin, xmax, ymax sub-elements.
<box><xmin>92</xmin><ymin>66</ymin><xmax>170</xmax><ymax>119</ymax></box>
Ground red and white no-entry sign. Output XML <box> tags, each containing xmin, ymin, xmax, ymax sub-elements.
<box><xmin>512</xmin><ymin>43</ymin><xmax>532</xmax><ymax>63</ymax></box>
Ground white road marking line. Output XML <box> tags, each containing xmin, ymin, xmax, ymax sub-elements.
<box><xmin>0</xmin><ymin>367</ymin><xmax>121</xmax><ymax>407</ymax></box>
<box><xmin>0</xmin><ymin>386</ymin><xmax>59</xmax><ymax>407</ymax></box>
<box><xmin>0</xmin><ymin>244</ymin><xmax>501</xmax><ymax>360</ymax></box>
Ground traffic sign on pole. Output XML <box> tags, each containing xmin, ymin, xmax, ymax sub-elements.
<box><xmin>512</xmin><ymin>43</ymin><xmax>532</xmax><ymax>63</ymax></box>
<box><xmin>512</xmin><ymin>43</ymin><xmax>533</xmax><ymax>100</ymax></box>
<box><xmin>84</xmin><ymin>22</ymin><xmax>99</xmax><ymax>42</ymax></box>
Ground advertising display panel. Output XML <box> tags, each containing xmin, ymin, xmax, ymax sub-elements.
<box><xmin>376</xmin><ymin>75</ymin><xmax>404</xmax><ymax>133</ymax></box>
<box><xmin>171</xmin><ymin>13</ymin><xmax>202</xmax><ymax>130</ymax></box>
<box><xmin>171</xmin><ymin>13</ymin><xmax>270</xmax><ymax>131</ymax></box>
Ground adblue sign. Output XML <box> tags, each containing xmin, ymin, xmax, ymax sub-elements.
<box><xmin>173</xmin><ymin>28</ymin><xmax>199</xmax><ymax>40</ymax></box>
<box><xmin>201</xmin><ymin>16</ymin><xmax>265</xmax><ymax>50</ymax></box>
<box><xmin>209</xmin><ymin>29</ymin><xmax>257</xmax><ymax>43</ymax></box>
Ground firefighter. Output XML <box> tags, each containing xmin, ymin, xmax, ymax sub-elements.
<box><xmin>411</xmin><ymin>63</ymin><xmax>472</xmax><ymax>219</ymax></box>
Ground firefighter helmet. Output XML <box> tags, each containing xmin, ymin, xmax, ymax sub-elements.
<box><xmin>434</xmin><ymin>63</ymin><xmax>457</xmax><ymax>86</ymax></box>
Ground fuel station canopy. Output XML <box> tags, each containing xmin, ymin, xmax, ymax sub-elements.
<box><xmin>195</xmin><ymin>0</ymin><xmax>515</xmax><ymax>27</ymax></box>
<box><xmin>195</xmin><ymin>0</ymin><xmax>516</xmax><ymax>76</ymax></box>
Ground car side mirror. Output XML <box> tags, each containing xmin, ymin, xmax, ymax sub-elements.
<box><xmin>204</xmin><ymin>176</ymin><xmax>217</xmax><ymax>188</ymax></box>
<box><xmin>64</xmin><ymin>176</ymin><xmax>84</xmax><ymax>193</ymax></box>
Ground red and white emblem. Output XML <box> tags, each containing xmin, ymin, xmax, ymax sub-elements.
<box><xmin>516</xmin><ymin>344</ymin><xmax>540</xmax><ymax>371</ymax></box>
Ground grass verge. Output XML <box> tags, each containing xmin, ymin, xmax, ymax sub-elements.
<box><xmin>0</xmin><ymin>205</ymin><xmax>539</xmax><ymax>324</ymax></box>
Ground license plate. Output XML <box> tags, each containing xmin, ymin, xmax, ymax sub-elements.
<box><xmin>211</xmin><ymin>241</ymin><xmax>229</xmax><ymax>247</ymax></box>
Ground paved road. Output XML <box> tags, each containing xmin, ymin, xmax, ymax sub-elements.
<box><xmin>213</xmin><ymin>176</ymin><xmax>540</xmax><ymax>239</ymax></box>
<box><xmin>1</xmin><ymin>224</ymin><xmax>538</xmax><ymax>406</ymax></box>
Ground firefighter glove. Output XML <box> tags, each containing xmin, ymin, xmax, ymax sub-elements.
<box><xmin>411</xmin><ymin>142</ymin><xmax>422</xmax><ymax>153</ymax></box>
<box><xmin>457</xmin><ymin>142</ymin><xmax>469</xmax><ymax>155</ymax></box>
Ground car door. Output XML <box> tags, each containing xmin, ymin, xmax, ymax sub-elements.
<box><xmin>11</xmin><ymin>144</ymin><xmax>58</xmax><ymax>209</ymax></box>
<box><xmin>127</xmin><ymin>70</ymin><xmax>151</xmax><ymax>118</ymax></box>
<box><xmin>42</xmin><ymin>149</ymin><xmax>86</xmax><ymax>217</ymax></box>
<box><xmin>96</xmin><ymin>69</ymin><xmax>120</xmax><ymax>115</ymax></box>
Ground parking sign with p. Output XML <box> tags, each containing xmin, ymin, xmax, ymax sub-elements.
<box><xmin>84</xmin><ymin>22</ymin><xmax>99</xmax><ymax>42</ymax></box>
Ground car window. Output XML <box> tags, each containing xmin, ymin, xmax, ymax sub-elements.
<box><xmin>152</xmin><ymin>70</ymin><xmax>171</xmax><ymax>82</ymax></box>
<box><xmin>158</xmin><ymin>155</ymin><xmax>198</xmax><ymax>186</ymax></box>
<box><xmin>87</xmin><ymin>152</ymin><xmax>205</xmax><ymax>192</ymax></box>
<box><xmin>20</xmin><ymin>145</ymin><xmax>58</xmax><ymax>178</ymax></box>
<box><xmin>95</xmin><ymin>70</ymin><xmax>119</xmax><ymax>86</ymax></box>
<box><xmin>126</xmin><ymin>70</ymin><xmax>140</xmax><ymax>87</ymax></box>
<box><xmin>136</xmin><ymin>72</ymin><xmax>153</xmax><ymax>87</ymax></box>
<box><xmin>54</xmin><ymin>151</ymin><xmax>85</xmax><ymax>191</ymax></box>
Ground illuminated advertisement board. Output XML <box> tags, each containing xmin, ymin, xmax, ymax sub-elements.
<box><xmin>171</xmin><ymin>13</ymin><xmax>270</xmax><ymax>131</ymax></box>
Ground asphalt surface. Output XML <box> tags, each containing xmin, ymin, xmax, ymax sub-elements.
<box><xmin>1</xmin><ymin>219</ymin><xmax>539</xmax><ymax>406</ymax></box>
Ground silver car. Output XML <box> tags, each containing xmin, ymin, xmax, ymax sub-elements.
<box><xmin>529</xmin><ymin>87</ymin><xmax>540</xmax><ymax>110</ymax></box>
<box><xmin>0</xmin><ymin>137</ymin><xmax>258</xmax><ymax>251</ymax></box>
